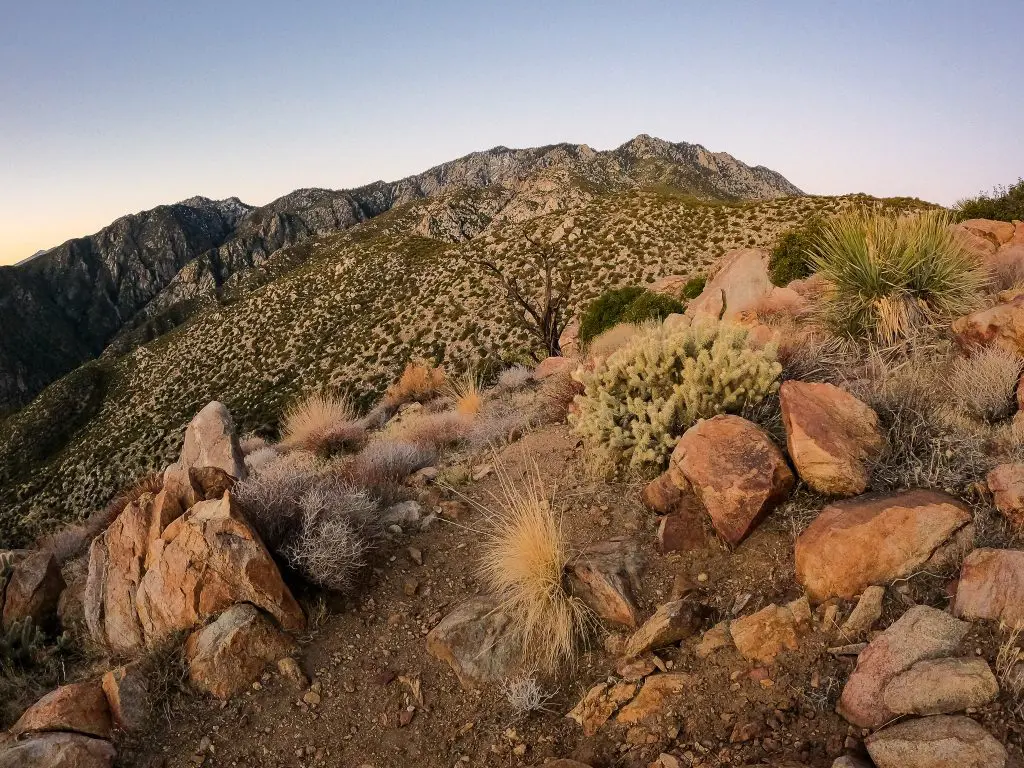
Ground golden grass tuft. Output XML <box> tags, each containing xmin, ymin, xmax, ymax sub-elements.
<box><xmin>384</xmin><ymin>361</ymin><xmax>446</xmax><ymax>407</ymax></box>
<box><xmin>947</xmin><ymin>345</ymin><xmax>1023</xmax><ymax>423</ymax></box>
<box><xmin>280</xmin><ymin>392</ymin><xmax>356</xmax><ymax>451</ymax></box>
<box><xmin>997</xmin><ymin>623</ymin><xmax>1024</xmax><ymax>721</ymax></box>
<box><xmin>476</xmin><ymin>463</ymin><xmax>591</xmax><ymax>671</ymax></box>
<box><xmin>447</xmin><ymin>372</ymin><xmax>483</xmax><ymax>416</ymax></box>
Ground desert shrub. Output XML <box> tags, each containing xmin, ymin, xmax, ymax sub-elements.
<box><xmin>280</xmin><ymin>392</ymin><xmax>363</xmax><ymax>455</ymax></box>
<box><xmin>956</xmin><ymin>178</ymin><xmax>1024</xmax><ymax>223</ymax></box>
<box><xmin>531</xmin><ymin>370</ymin><xmax>583</xmax><ymax>426</ymax></box>
<box><xmin>571</xmin><ymin>322</ymin><xmax>782</xmax><ymax>474</ymax></box>
<box><xmin>239</xmin><ymin>434</ymin><xmax>269</xmax><ymax>455</ymax></box>
<box><xmin>578</xmin><ymin>286</ymin><xmax>645</xmax><ymax>344</ymax></box>
<box><xmin>769</xmin><ymin>217</ymin><xmax>826</xmax><ymax>286</ymax></box>
<box><xmin>477</xmin><ymin>466</ymin><xmax>591</xmax><ymax>671</ymax></box>
<box><xmin>384</xmin><ymin>361</ymin><xmax>446</xmax><ymax>407</ymax></box>
<box><xmin>342</xmin><ymin>439</ymin><xmax>437</xmax><ymax>505</ymax></box>
<box><xmin>501</xmin><ymin>676</ymin><xmax>556</xmax><ymax>716</ymax></box>
<box><xmin>810</xmin><ymin>210</ymin><xmax>986</xmax><ymax>343</ymax></box>
<box><xmin>244</xmin><ymin>445</ymin><xmax>280</xmax><ymax>474</ymax></box>
<box><xmin>587</xmin><ymin>322</ymin><xmax>645</xmax><ymax>360</ymax></box>
<box><xmin>496</xmin><ymin>365</ymin><xmax>534</xmax><ymax>391</ymax></box>
<box><xmin>947</xmin><ymin>346</ymin><xmax>1023</xmax><ymax>423</ymax></box>
<box><xmin>619</xmin><ymin>291</ymin><xmax>685</xmax><ymax>325</ymax></box>
<box><xmin>396</xmin><ymin>411</ymin><xmax>471</xmax><ymax>449</ymax></box>
<box><xmin>446</xmin><ymin>372</ymin><xmax>483</xmax><ymax>416</ymax></box>
<box><xmin>233</xmin><ymin>451</ymin><xmax>322</xmax><ymax>549</ymax></box>
<box><xmin>682</xmin><ymin>275</ymin><xmax>706</xmax><ymax>299</ymax></box>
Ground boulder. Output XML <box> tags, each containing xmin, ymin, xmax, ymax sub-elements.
<box><xmin>558</xmin><ymin>320</ymin><xmax>580</xmax><ymax>358</ymax></box>
<box><xmin>729</xmin><ymin>600</ymin><xmax>809</xmax><ymax>664</ymax></box>
<box><xmin>656</xmin><ymin>503</ymin><xmax>707</xmax><ymax>554</ymax></box>
<box><xmin>165</xmin><ymin>400</ymin><xmax>247</xmax><ymax>485</ymax></box>
<box><xmin>668</xmin><ymin>415</ymin><xmax>793</xmax><ymax>546</ymax></box>
<box><xmin>184</xmin><ymin>604</ymin><xmax>297</xmax><ymax>700</ymax></box>
<box><xmin>882</xmin><ymin>657</ymin><xmax>999</xmax><ymax>716</ymax></box>
<box><xmin>135</xmin><ymin>491</ymin><xmax>304</xmax><ymax>646</ymax></box>
<box><xmin>952</xmin><ymin>295</ymin><xmax>1024</xmax><ymax>356</ymax></box>
<box><xmin>1</xmin><ymin>551</ymin><xmax>65</xmax><ymax>631</ymax></box>
<box><xmin>795</xmin><ymin>489</ymin><xmax>974</xmax><ymax>601</ymax></box>
<box><xmin>831</xmin><ymin>759</ymin><xmax>872</xmax><ymax>768</ymax></box>
<box><xmin>986</xmin><ymin>464</ymin><xmax>1024</xmax><ymax>525</ymax></box>
<box><xmin>837</xmin><ymin>605</ymin><xmax>969</xmax><ymax>729</ymax></box>
<box><xmin>684</xmin><ymin>248</ymin><xmax>772</xmax><ymax>321</ymax></box>
<box><xmin>565</xmin><ymin>538</ymin><xmax>643</xmax><ymax>627</ymax></box>
<box><xmin>566</xmin><ymin>681</ymin><xmax>637</xmax><ymax>736</ymax></box>
<box><xmin>779</xmin><ymin>381</ymin><xmax>883</xmax><ymax>496</ymax></box>
<box><xmin>615</xmin><ymin>673</ymin><xmax>692</xmax><ymax>724</ymax></box>
<box><xmin>0</xmin><ymin>732</ymin><xmax>116</xmax><ymax>768</ymax></box>
<box><xmin>426</xmin><ymin>597</ymin><xmax>520</xmax><ymax>689</ymax></box>
<box><xmin>12</xmin><ymin>681</ymin><xmax>112</xmax><ymax>739</ymax></box>
<box><xmin>101</xmin><ymin>664</ymin><xmax>151</xmax><ymax>732</ymax></box>
<box><xmin>865</xmin><ymin>714</ymin><xmax>1006</xmax><ymax>768</ymax></box>
<box><xmin>624</xmin><ymin>599</ymin><xmax>702</xmax><ymax>658</ymax></box>
<box><xmin>695</xmin><ymin>622</ymin><xmax>733</xmax><ymax>659</ymax></box>
<box><xmin>953</xmin><ymin>547</ymin><xmax>1024</xmax><ymax>626</ymax></box>
<box><xmin>641</xmin><ymin>472</ymin><xmax>682</xmax><ymax>515</ymax></box>
<box><xmin>960</xmin><ymin>219</ymin><xmax>1016</xmax><ymax>247</ymax></box>
<box><xmin>839</xmin><ymin>585</ymin><xmax>885</xmax><ymax>637</ymax></box>
<box><xmin>534</xmin><ymin>356</ymin><xmax>574</xmax><ymax>380</ymax></box>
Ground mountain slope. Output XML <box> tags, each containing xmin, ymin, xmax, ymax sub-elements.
<box><xmin>0</xmin><ymin>187</ymin><xmax>933</xmax><ymax>546</ymax></box>
<box><xmin>0</xmin><ymin>136</ymin><xmax>800</xmax><ymax>412</ymax></box>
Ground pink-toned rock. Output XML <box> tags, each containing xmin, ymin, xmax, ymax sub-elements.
<box><xmin>882</xmin><ymin>657</ymin><xmax>999</xmax><ymax>716</ymax></box>
<box><xmin>534</xmin><ymin>355</ymin><xmax>574</xmax><ymax>380</ymax></box>
<box><xmin>0</xmin><ymin>732</ymin><xmax>116</xmax><ymax>768</ymax></box>
<box><xmin>795</xmin><ymin>489</ymin><xmax>974</xmax><ymax>601</ymax></box>
<box><xmin>558</xmin><ymin>320</ymin><xmax>580</xmax><ymax>358</ymax></box>
<box><xmin>641</xmin><ymin>472</ymin><xmax>683</xmax><ymax>514</ymax></box>
<box><xmin>135</xmin><ymin>492</ymin><xmax>304</xmax><ymax>646</ymax></box>
<box><xmin>960</xmin><ymin>219</ymin><xmax>1016</xmax><ymax>247</ymax></box>
<box><xmin>648</xmin><ymin>274</ymin><xmax>690</xmax><ymax>297</ymax></box>
<box><xmin>780</xmin><ymin>381</ymin><xmax>883</xmax><ymax>496</ymax></box>
<box><xmin>668</xmin><ymin>415</ymin><xmax>793</xmax><ymax>546</ymax></box>
<box><xmin>12</xmin><ymin>681</ymin><xmax>112</xmax><ymax>739</ymax></box>
<box><xmin>837</xmin><ymin>605</ymin><xmax>969</xmax><ymax>729</ymax></box>
<box><xmin>987</xmin><ymin>243</ymin><xmax>1024</xmax><ymax>284</ymax></box>
<box><xmin>657</xmin><ymin>504</ymin><xmax>707</xmax><ymax>554</ymax></box>
<box><xmin>615</xmin><ymin>673</ymin><xmax>692</xmax><ymax>724</ymax></box>
<box><xmin>952</xmin><ymin>295</ymin><xmax>1024</xmax><ymax>355</ymax></box>
<box><xmin>729</xmin><ymin>600</ymin><xmax>810</xmax><ymax>664</ymax></box>
<box><xmin>426</xmin><ymin>597</ymin><xmax>520</xmax><ymax>689</ymax></box>
<box><xmin>165</xmin><ymin>400</ymin><xmax>247</xmax><ymax>485</ymax></box>
<box><xmin>1</xmin><ymin>551</ymin><xmax>65</xmax><ymax>631</ymax></box>
<box><xmin>953</xmin><ymin>547</ymin><xmax>1024</xmax><ymax>626</ymax></box>
<box><xmin>565</xmin><ymin>538</ymin><xmax>644</xmax><ymax>627</ymax></box>
<box><xmin>865</xmin><ymin>714</ymin><xmax>1006</xmax><ymax>768</ymax></box>
<box><xmin>684</xmin><ymin>248</ymin><xmax>773</xmax><ymax>321</ymax></box>
<box><xmin>1013</xmin><ymin>221</ymin><xmax>1024</xmax><ymax>246</ymax></box>
<box><xmin>986</xmin><ymin>464</ymin><xmax>1024</xmax><ymax>525</ymax></box>
<box><xmin>101</xmin><ymin>665</ymin><xmax>151</xmax><ymax>732</ymax></box>
<box><xmin>184</xmin><ymin>604</ymin><xmax>297</xmax><ymax>700</ymax></box>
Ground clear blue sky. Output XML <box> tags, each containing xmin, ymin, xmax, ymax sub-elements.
<box><xmin>1</xmin><ymin>0</ymin><xmax>1021</xmax><ymax>263</ymax></box>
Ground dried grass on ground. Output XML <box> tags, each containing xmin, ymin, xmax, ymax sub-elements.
<box><xmin>475</xmin><ymin>463</ymin><xmax>591</xmax><ymax>672</ymax></box>
<box><xmin>947</xmin><ymin>346</ymin><xmax>1023</xmax><ymax>423</ymax></box>
<box><xmin>279</xmin><ymin>393</ymin><xmax>364</xmax><ymax>455</ymax></box>
<box><xmin>384</xmin><ymin>362</ymin><xmax>446</xmax><ymax>408</ymax></box>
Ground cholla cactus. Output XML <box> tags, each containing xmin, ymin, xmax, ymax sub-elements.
<box><xmin>0</xmin><ymin>551</ymin><xmax>15</xmax><ymax>580</ymax></box>
<box><xmin>571</xmin><ymin>321</ymin><xmax>781</xmax><ymax>474</ymax></box>
<box><xmin>1</xmin><ymin>617</ymin><xmax>48</xmax><ymax>666</ymax></box>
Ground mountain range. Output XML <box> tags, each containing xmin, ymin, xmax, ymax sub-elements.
<box><xmin>0</xmin><ymin>135</ymin><xmax>800</xmax><ymax>415</ymax></box>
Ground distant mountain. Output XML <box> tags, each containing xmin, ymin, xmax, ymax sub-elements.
<box><xmin>0</xmin><ymin>135</ymin><xmax>801</xmax><ymax>413</ymax></box>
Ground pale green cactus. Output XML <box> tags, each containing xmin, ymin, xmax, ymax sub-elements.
<box><xmin>570</xmin><ymin>320</ymin><xmax>782</xmax><ymax>474</ymax></box>
<box><xmin>1</xmin><ymin>617</ymin><xmax>48</xmax><ymax>666</ymax></box>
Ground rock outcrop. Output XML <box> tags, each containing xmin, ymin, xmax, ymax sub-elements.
<box><xmin>865</xmin><ymin>714</ymin><xmax>1006</xmax><ymax>768</ymax></box>
<box><xmin>11</xmin><ymin>681</ymin><xmax>112</xmax><ymax>740</ymax></box>
<box><xmin>795</xmin><ymin>489</ymin><xmax>974</xmax><ymax>601</ymax></box>
<box><xmin>953</xmin><ymin>547</ymin><xmax>1024</xmax><ymax>626</ymax></box>
<box><xmin>1</xmin><ymin>551</ymin><xmax>65</xmax><ymax>631</ymax></box>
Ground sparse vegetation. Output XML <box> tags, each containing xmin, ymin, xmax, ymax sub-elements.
<box><xmin>947</xmin><ymin>346</ymin><xmax>1023</xmax><ymax>423</ymax></box>
<box><xmin>810</xmin><ymin>209</ymin><xmax>987</xmax><ymax>343</ymax></box>
<box><xmin>571</xmin><ymin>320</ymin><xmax>781</xmax><ymax>474</ymax></box>
<box><xmin>578</xmin><ymin>286</ymin><xmax>645</xmax><ymax>344</ymax></box>
<box><xmin>769</xmin><ymin>216</ymin><xmax>826</xmax><ymax>286</ymax></box>
<box><xmin>956</xmin><ymin>178</ymin><xmax>1024</xmax><ymax>223</ymax></box>
<box><xmin>280</xmin><ymin>392</ymin><xmax>364</xmax><ymax>455</ymax></box>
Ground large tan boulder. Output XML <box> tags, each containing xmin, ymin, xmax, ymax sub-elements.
<box><xmin>1</xmin><ymin>551</ymin><xmax>65</xmax><ymax>631</ymax></box>
<box><xmin>960</xmin><ymin>219</ymin><xmax>1016</xmax><ymax>247</ymax></box>
<box><xmin>426</xmin><ymin>597</ymin><xmax>520</xmax><ymax>689</ymax></box>
<box><xmin>795</xmin><ymin>489</ymin><xmax>973</xmax><ymax>601</ymax></box>
<box><xmin>882</xmin><ymin>657</ymin><xmax>999</xmax><ymax>716</ymax></box>
<box><xmin>986</xmin><ymin>464</ymin><xmax>1024</xmax><ymax>525</ymax></box>
<box><xmin>165</xmin><ymin>400</ymin><xmax>247</xmax><ymax>487</ymax></box>
<box><xmin>135</xmin><ymin>492</ymin><xmax>304</xmax><ymax>645</ymax></box>
<box><xmin>184</xmin><ymin>604</ymin><xmax>297</xmax><ymax>700</ymax></box>
<box><xmin>101</xmin><ymin>665</ymin><xmax>151</xmax><ymax>733</ymax></box>
<box><xmin>952</xmin><ymin>294</ymin><xmax>1024</xmax><ymax>355</ymax></box>
<box><xmin>837</xmin><ymin>605</ymin><xmax>969</xmax><ymax>729</ymax></box>
<box><xmin>11</xmin><ymin>681</ymin><xmax>112</xmax><ymax>739</ymax></box>
<box><xmin>683</xmin><ymin>248</ymin><xmax>772</xmax><ymax>321</ymax></box>
<box><xmin>668</xmin><ymin>415</ymin><xmax>793</xmax><ymax>546</ymax></box>
<box><xmin>0</xmin><ymin>732</ymin><xmax>116</xmax><ymax>768</ymax></box>
<box><xmin>779</xmin><ymin>381</ymin><xmax>883</xmax><ymax>496</ymax></box>
<box><xmin>953</xmin><ymin>547</ymin><xmax>1024</xmax><ymax>626</ymax></box>
<box><xmin>865</xmin><ymin>714</ymin><xmax>1006</xmax><ymax>768</ymax></box>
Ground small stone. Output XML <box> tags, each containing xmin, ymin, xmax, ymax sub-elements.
<box><xmin>303</xmin><ymin>690</ymin><xmax>321</xmax><ymax>706</ymax></box>
<box><xmin>277</xmin><ymin>657</ymin><xmax>309</xmax><ymax>689</ymax></box>
<box><xmin>624</xmin><ymin>599</ymin><xmax>702</xmax><ymax>658</ymax></box>
<box><xmin>407</xmin><ymin>547</ymin><xmax>423</xmax><ymax>566</ymax></box>
<box><xmin>695</xmin><ymin>622</ymin><xmax>732</xmax><ymax>659</ymax></box>
<box><xmin>840</xmin><ymin>585</ymin><xmax>885</xmax><ymax>637</ymax></box>
<box><xmin>403</xmin><ymin>579</ymin><xmax>419</xmax><ymax>597</ymax></box>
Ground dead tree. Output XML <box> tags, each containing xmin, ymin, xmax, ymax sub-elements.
<box><xmin>474</xmin><ymin>235</ymin><xmax>573</xmax><ymax>359</ymax></box>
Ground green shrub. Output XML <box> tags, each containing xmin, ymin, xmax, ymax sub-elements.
<box><xmin>578</xmin><ymin>286</ymin><xmax>645</xmax><ymax>344</ymax></box>
<box><xmin>810</xmin><ymin>210</ymin><xmax>986</xmax><ymax>343</ymax></box>
<box><xmin>619</xmin><ymin>292</ymin><xmax>685</xmax><ymax>325</ymax></box>
<box><xmin>570</xmin><ymin>322</ymin><xmax>781</xmax><ymax>474</ymax></box>
<box><xmin>682</xmin><ymin>275</ymin><xmax>706</xmax><ymax>299</ymax></box>
<box><xmin>955</xmin><ymin>179</ymin><xmax>1024</xmax><ymax>223</ymax></box>
<box><xmin>769</xmin><ymin>217</ymin><xmax>826</xmax><ymax>286</ymax></box>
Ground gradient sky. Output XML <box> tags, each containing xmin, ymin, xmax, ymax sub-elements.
<box><xmin>2</xmin><ymin>1</ymin><xmax>1022</xmax><ymax>265</ymax></box>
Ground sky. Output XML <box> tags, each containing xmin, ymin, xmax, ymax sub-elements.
<box><xmin>1</xmin><ymin>1</ymin><xmax>1022</xmax><ymax>265</ymax></box>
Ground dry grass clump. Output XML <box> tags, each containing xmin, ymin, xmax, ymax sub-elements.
<box><xmin>396</xmin><ymin>411</ymin><xmax>471</xmax><ymax>449</ymax></box>
<box><xmin>244</xmin><ymin>445</ymin><xmax>280</xmax><ymax>474</ymax></box>
<box><xmin>586</xmin><ymin>321</ymin><xmax>644</xmax><ymax>359</ymax></box>
<box><xmin>384</xmin><ymin>361</ymin><xmax>446</xmax><ymax>407</ymax></box>
<box><xmin>239</xmin><ymin>434</ymin><xmax>269</xmax><ymax>455</ymax></box>
<box><xmin>811</xmin><ymin>209</ymin><xmax>987</xmax><ymax>343</ymax></box>
<box><xmin>341</xmin><ymin>439</ymin><xmax>437</xmax><ymax>505</ymax></box>
<box><xmin>447</xmin><ymin>372</ymin><xmax>483</xmax><ymax>416</ymax></box>
<box><xmin>476</xmin><ymin>464</ymin><xmax>591</xmax><ymax>671</ymax></box>
<box><xmin>279</xmin><ymin>392</ymin><xmax>365</xmax><ymax>455</ymax></box>
<box><xmin>233</xmin><ymin>451</ymin><xmax>322</xmax><ymax>548</ymax></box>
<box><xmin>997</xmin><ymin>623</ymin><xmax>1024</xmax><ymax>721</ymax></box>
<box><xmin>496</xmin><ymin>365</ymin><xmax>534</xmax><ymax>391</ymax></box>
<box><xmin>947</xmin><ymin>346</ymin><xmax>1023</xmax><ymax>423</ymax></box>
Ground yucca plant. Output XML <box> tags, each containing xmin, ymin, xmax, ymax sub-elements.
<box><xmin>810</xmin><ymin>209</ymin><xmax>986</xmax><ymax>344</ymax></box>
